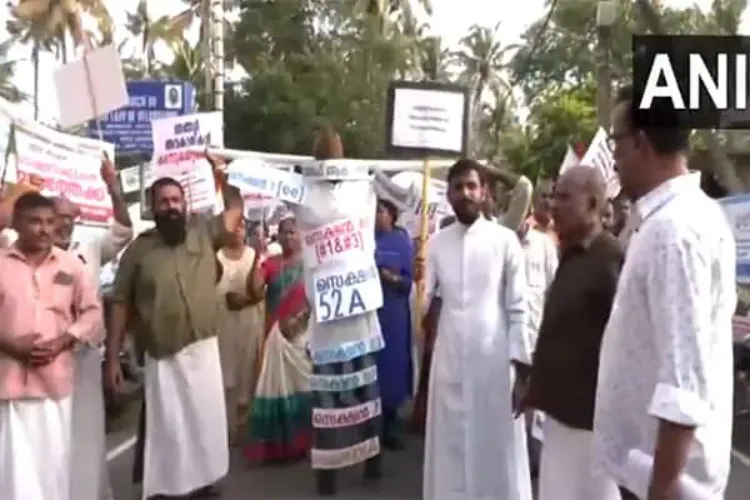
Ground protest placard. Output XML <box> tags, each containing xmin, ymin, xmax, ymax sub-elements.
<box><xmin>227</xmin><ymin>158</ymin><xmax>306</xmax><ymax>205</ymax></box>
<box><xmin>10</xmin><ymin>123</ymin><xmax>114</xmax><ymax>225</ymax></box>
<box><xmin>302</xmin><ymin>216</ymin><xmax>371</xmax><ymax>268</ymax></box>
<box><xmin>312</xmin><ymin>257</ymin><xmax>383</xmax><ymax>323</ymax></box>
<box><xmin>151</xmin><ymin>112</ymin><xmax>222</xmax><ymax>212</ymax></box>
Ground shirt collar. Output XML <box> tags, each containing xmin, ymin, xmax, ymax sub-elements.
<box><xmin>6</xmin><ymin>243</ymin><xmax>61</xmax><ymax>264</ymax></box>
<box><xmin>635</xmin><ymin>172</ymin><xmax>701</xmax><ymax>222</ymax></box>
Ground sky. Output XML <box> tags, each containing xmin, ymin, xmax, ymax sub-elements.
<box><xmin>0</xmin><ymin>0</ymin><xmax>746</xmax><ymax>124</ymax></box>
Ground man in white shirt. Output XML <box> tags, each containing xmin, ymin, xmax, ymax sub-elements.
<box><xmin>54</xmin><ymin>155</ymin><xmax>134</xmax><ymax>500</ymax></box>
<box><xmin>594</xmin><ymin>86</ymin><xmax>736</xmax><ymax>500</ymax></box>
<box><xmin>422</xmin><ymin>158</ymin><xmax>533</xmax><ymax>500</ymax></box>
<box><xmin>517</xmin><ymin>216</ymin><xmax>558</xmax><ymax>477</ymax></box>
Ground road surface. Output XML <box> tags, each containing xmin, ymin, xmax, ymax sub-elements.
<box><xmin>106</xmin><ymin>412</ymin><xmax>750</xmax><ymax>499</ymax></box>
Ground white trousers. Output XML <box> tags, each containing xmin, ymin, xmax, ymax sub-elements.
<box><xmin>0</xmin><ymin>397</ymin><xmax>73</xmax><ymax>500</ymax></box>
<box><xmin>142</xmin><ymin>337</ymin><xmax>229</xmax><ymax>499</ymax></box>
<box><xmin>70</xmin><ymin>347</ymin><xmax>112</xmax><ymax>500</ymax></box>
<box><xmin>538</xmin><ymin>416</ymin><xmax>621</xmax><ymax>500</ymax></box>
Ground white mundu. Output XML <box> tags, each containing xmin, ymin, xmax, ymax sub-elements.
<box><xmin>422</xmin><ymin>216</ymin><xmax>533</xmax><ymax>500</ymax></box>
<box><xmin>70</xmin><ymin>222</ymin><xmax>133</xmax><ymax>500</ymax></box>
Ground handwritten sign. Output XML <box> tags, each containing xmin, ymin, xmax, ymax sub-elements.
<box><xmin>313</xmin><ymin>259</ymin><xmax>383</xmax><ymax>323</ymax></box>
<box><xmin>312</xmin><ymin>398</ymin><xmax>381</xmax><ymax>429</ymax></box>
<box><xmin>227</xmin><ymin>158</ymin><xmax>306</xmax><ymax>204</ymax></box>
<box><xmin>11</xmin><ymin>124</ymin><xmax>114</xmax><ymax>225</ymax></box>
<box><xmin>310</xmin><ymin>334</ymin><xmax>384</xmax><ymax>365</ymax></box>
<box><xmin>309</xmin><ymin>365</ymin><xmax>378</xmax><ymax>392</ymax></box>
<box><xmin>311</xmin><ymin>436</ymin><xmax>380</xmax><ymax>470</ymax></box>
<box><xmin>300</xmin><ymin>159</ymin><xmax>371</xmax><ymax>181</ymax></box>
<box><xmin>302</xmin><ymin>217</ymin><xmax>370</xmax><ymax>267</ymax></box>
<box><xmin>150</xmin><ymin>112</ymin><xmax>222</xmax><ymax>212</ymax></box>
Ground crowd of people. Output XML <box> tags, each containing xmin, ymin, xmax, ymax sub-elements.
<box><xmin>0</xmin><ymin>86</ymin><xmax>738</xmax><ymax>500</ymax></box>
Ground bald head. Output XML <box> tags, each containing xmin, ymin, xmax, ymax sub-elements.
<box><xmin>552</xmin><ymin>166</ymin><xmax>606</xmax><ymax>242</ymax></box>
<box><xmin>50</xmin><ymin>196</ymin><xmax>80</xmax><ymax>250</ymax></box>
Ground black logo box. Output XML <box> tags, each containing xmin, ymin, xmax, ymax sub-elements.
<box><xmin>632</xmin><ymin>35</ymin><xmax>750</xmax><ymax>130</ymax></box>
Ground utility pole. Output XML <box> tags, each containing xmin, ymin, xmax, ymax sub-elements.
<box><xmin>201</xmin><ymin>0</ymin><xmax>213</xmax><ymax>110</ymax></box>
<box><xmin>209</xmin><ymin>0</ymin><xmax>225</xmax><ymax>115</ymax></box>
<box><xmin>596</xmin><ymin>1</ymin><xmax>616</xmax><ymax>131</ymax></box>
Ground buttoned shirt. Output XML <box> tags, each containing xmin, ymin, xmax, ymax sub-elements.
<box><xmin>519</xmin><ymin>228</ymin><xmax>557</xmax><ymax>349</ymax></box>
<box><xmin>594</xmin><ymin>173</ymin><xmax>736</xmax><ymax>498</ymax></box>
<box><xmin>113</xmin><ymin>217</ymin><xmax>224</xmax><ymax>359</ymax></box>
<box><xmin>0</xmin><ymin>245</ymin><xmax>103</xmax><ymax>400</ymax></box>
<box><xmin>71</xmin><ymin>221</ymin><xmax>134</xmax><ymax>282</ymax></box>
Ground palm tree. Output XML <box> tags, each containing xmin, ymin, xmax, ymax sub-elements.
<box><xmin>356</xmin><ymin>0</ymin><xmax>433</xmax><ymax>31</ymax></box>
<box><xmin>0</xmin><ymin>39</ymin><xmax>24</xmax><ymax>103</ymax></box>
<box><xmin>417</xmin><ymin>35</ymin><xmax>450</xmax><ymax>81</ymax></box>
<box><xmin>124</xmin><ymin>0</ymin><xmax>179</xmax><ymax>77</ymax></box>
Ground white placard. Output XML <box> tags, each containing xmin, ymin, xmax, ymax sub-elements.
<box><xmin>54</xmin><ymin>44</ymin><xmax>128</xmax><ymax>128</ymax></box>
<box><xmin>227</xmin><ymin>158</ymin><xmax>306</xmax><ymax>204</ymax></box>
<box><xmin>302</xmin><ymin>216</ymin><xmax>370</xmax><ymax>268</ymax></box>
<box><xmin>580</xmin><ymin>127</ymin><xmax>620</xmax><ymax>198</ymax></box>
<box><xmin>390</xmin><ymin>87</ymin><xmax>466</xmax><ymax>154</ymax></box>
<box><xmin>151</xmin><ymin>112</ymin><xmax>222</xmax><ymax>212</ymax></box>
<box><xmin>312</xmin><ymin>257</ymin><xmax>383</xmax><ymax>323</ymax></box>
<box><xmin>300</xmin><ymin>159</ymin><xmax>372</xmax><ymax>181</ymax></box>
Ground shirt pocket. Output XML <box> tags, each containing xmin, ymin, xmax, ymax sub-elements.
<box><xmin>48</xmin><ymin>282</ymin><xmax>75</xmax><ymax>315</ymax></box>
<box><xmin>526</xmin><ymin>259</ymin><xmax>544</xmax><ymax>289</ymax></box>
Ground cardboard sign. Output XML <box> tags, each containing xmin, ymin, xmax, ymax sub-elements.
<box><xmin>385</xmin><ymin>80</ymin><xmax>470</xmax><ymax>157</ymax></box>
<box><xmin>54</xmin><ymin>44</ymin><xmax>128</xmax><ymax>128</ymax></box>
<box><xmin>227</xmin><ymin>158</ymin><xmax>306</xmax><ymax>204</ymax></box>
<box><xmin>312</xmin><ymin>398</ymin><xmax>382</xmax><ymax>428</ymax></box>
<box><xmin>150</xmin><ymin>112</ymin><xmax>222</xmax><ymax>212</ymax></box>
<box><xmin>310</xmin><ymin>334</ymin><xmax>384</xmax><ymax>365</ymax></box>
<box><xmin>312</xmin><ymin>259</ymin><xmax>384</xmax><ymax>323</ymax></box>
<box><xmin>302</xmin><ymin>217</ymin><xmax>370</xmax><ymax>268</ymax></box>
<box><xmin>311</xmin><ymin>437</ymin><xmax>380</xmax><ymax>470</ymax></box>
<box><xmin>309</xmin><ymin>365</ymin><xmax>378</xmax><ymax>392</ymax></box>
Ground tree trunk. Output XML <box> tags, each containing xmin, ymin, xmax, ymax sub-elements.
<box><xmin>32</xmin><ymin>42</ymin><xmax>40</xmax><ymax>120</ymax></box>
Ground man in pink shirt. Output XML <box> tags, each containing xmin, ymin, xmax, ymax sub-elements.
<box><xmin>0</xmin><ymin>192</ymin><xmax>103</xmax><ymax>500</ymax></box>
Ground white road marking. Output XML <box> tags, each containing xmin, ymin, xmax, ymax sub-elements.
<box><xmin>106</xmin><ymin>435</ymin><xmax>137</xmax><ymax>462</ymax></box>
<box><xmin>732</xmin><ymin>448</ymin><xmax>750</xmax><ymax>469</ymax></box>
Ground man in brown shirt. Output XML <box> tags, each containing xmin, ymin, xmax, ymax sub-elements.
<box><xmin>525</xmin><ymin>166</ymin><xmax>623</xmax><ymax>500</ymax></box>
<box><xmin>105</xmin><ymin>176</ymin><xmax>244</xmax><ymax>499</ymax></box>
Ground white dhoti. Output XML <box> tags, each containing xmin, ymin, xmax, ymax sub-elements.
<box><xmin>538</xmin><ymin>416</ymin><xmax>621</xmax><ymax>500</ymax></box>
<box><xmin>0</xmin><ymin>397</ymin><xmax>73</xmax><ymax>500</ymax></box>
<box><xmin>142</xmin><ymin>336</ymin><xmax>229</xmax><ymax>499</ymax></box>
<box><xmin>70</xmin><ymin>347</ymin><xmax>111</xmax><ymax>500</ymax></box>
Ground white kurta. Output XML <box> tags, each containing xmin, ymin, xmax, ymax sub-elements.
<box><xmin>69</xmin><ymin>222</ymin><xmax>133</xmax><ymax>500</ymax></box>
<box><xmin>142</xmin><ymin>336</ymin><xmax>229</xmax><ymax>499</ymax></box>
<box><xmin>423</xmin><ymin>217</ymin><xmax>533</xmax><ymax>500</ymax></box>
<box><xmin>0</xmin><ymin>397</ymin><xmax>73</xmax><ymax>500</ymax></box>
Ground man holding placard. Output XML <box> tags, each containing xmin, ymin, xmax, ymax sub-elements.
<box><xmin>105</xmin><ymin>176</ymin><xmax>244</xmax><ymax>499</ymax></box>
<box><xmin>420</xmin><ymin>158</ymin><xmax>533</xmax><ymax>500</ymax></box>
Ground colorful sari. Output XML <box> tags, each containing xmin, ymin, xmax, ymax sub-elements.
<box><xmin>243</xmin><ymin>255</ymin><xmax>313</xmax><ymax>462</ymax></box>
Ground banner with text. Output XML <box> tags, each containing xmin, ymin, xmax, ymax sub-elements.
<box><xmin>312</xmin><ymin>256</ymin><xmax>384</xmax><ymax>324</ymax></box>
<box><xmin>11</xmin><ymin>123</ymin><xmax>114</xmax><ymax>225</ymax></box>
<box><xmin>227</xmin><ymin>158</ymin><xmax>307</xmax><ymax>205</ymax></box>
<box><xmin>719</xmin><ymin>195</ymin><xmax>750</xmax><ymax>340</ymax></box>
<box><xmin>302</xmin><ymin>216</ymin><xmax>371</xmax><ymax>268</ymax></box>
<box><xmin>151</xmin><ymin>111</ymin><xmax>222</xmax><ymax>212</ymax></box>
<box><xmin>580</xmin><ymin>127</ymin><xmax>620</xmax><ymax>199</ymax></box>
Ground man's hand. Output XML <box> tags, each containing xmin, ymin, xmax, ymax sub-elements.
<box><xmin>104</xmin><ymin>357</ymin><xmax>124</xmax><ymax>394</ymax></box>
<box><xmin>3</xmin><ymin>333</ymin><xmax>43</xmax><ymax>363</ymax></box>
<box><xmin>35</xmin><ymin>333</ymin><xmax>76</xmax><ymax>362</ymax></box>
<box><xmin>225</xmin><ymin>292</ymin><xmax>250</xmax><ymax>311</ymax></box>
<box><xmin>512</xmin><ymin>376</ymin><xmax>532</xmax><ymax>418</ymax></box>
<box><xmin>100</xmin><ymin>152</ymin><xmax>119</xmax><ymax>190</ymax></box>
<box><xmin>647</xmin><ymin>480</ymin><xmax>679</xmax><ymax>500</ymax></box>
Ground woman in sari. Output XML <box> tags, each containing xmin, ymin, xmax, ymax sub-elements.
<box><xmin>244</xmin><ymin>215</ymin><xmax>313</xmax><ymax>462</ymax></box>
<box><xmin>374</xmin><ymin>199</ymin><xmax>414</xmax><ymax>449</ymax></box>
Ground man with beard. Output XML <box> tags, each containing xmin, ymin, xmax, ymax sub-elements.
<box><xmin>524</xmin><ymin>179</ymin><xmax>557</xmax><ymax>244</ymax></box>
<box><xmin>0</xmin><ymin>192</ymin><xmax>102</xmax><ymax>500</ymax></box>
<box><xmin>105</xmin><ymin>177</ymin><xmax>244</xmax><ymax>499</ymax></box>
<box><xmin>421</xmin><ymin>159</ymin><xmax>533</xmax><ymax>500</ymax></box>
<box><xmin>52</xmin><ymin>154</ymin><xmax>133</xmax><ymax>500</ymax></box>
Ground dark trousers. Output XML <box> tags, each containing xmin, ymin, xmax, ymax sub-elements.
<box><xmin>619</xmin><ymin>486</ymin><xmax>639</xmax><ymax>500</ymax></box>
<box><xmin>382</xmin><ymin>407</ymin><xmax>398</xmax><ymax>440</ymax></box>
<box><xmin>132</xmin><ymin>400</ymin><xmax>146</xmax><ymax>484</ymax></box>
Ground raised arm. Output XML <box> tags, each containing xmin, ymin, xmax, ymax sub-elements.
<box><xmin>499</xmin><ymin>175</ymin><xmax>533</xmax><ymax>231</ymax></box>
<box><xmin>99</xmin><ymin>154</ymin><xmax>134</xmax><ymax>263</ymax></box>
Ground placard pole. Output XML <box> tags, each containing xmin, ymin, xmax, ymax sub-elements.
<box><xmin>415</xmin><ymin>157</ymin><xmax>431</xmax><ymax>340</ymax></box>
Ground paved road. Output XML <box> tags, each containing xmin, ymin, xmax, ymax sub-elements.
<box><xmin>106</xmin><ymin>415</ymin><xmax>750</xmax><ymax>500</ymax></box>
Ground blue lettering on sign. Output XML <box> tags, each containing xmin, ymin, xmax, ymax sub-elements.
<box><xmin>315</xmin><ymin>265</ymin><xmax>376</xmax><ymax>322</ymax></box>
<box><xmin>310</xmin><ymin>335</ymin><xmax>385</xmax><ymax>365</ymax></box>
<box><xmin>228</xmin><ymin>172</ymin><xmax>270</xmax><ymax>191</ymax></box>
